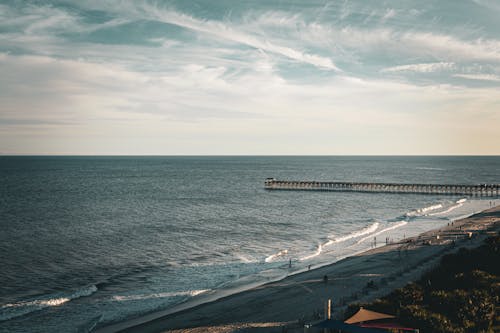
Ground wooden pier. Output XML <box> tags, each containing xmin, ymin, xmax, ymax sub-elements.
<box><xmin>264</xmin><ymin>178</ymin><xmax>500</xmax><ymax>196</ymax></box>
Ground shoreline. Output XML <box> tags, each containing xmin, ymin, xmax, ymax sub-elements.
<box><xmin>95</xmin><ymin>205</ymin><xmax>500</xmax><ymax>333</ymax></box>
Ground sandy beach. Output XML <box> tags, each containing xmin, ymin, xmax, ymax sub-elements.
<box><xmin>96</xmin><ymin>205</ymin><xmax>500</xmax><ymax>333</ymax></box>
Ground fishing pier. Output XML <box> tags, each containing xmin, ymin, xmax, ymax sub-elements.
<box><xmin>264</xmin><ymin>178</ymin><xmax>500</xmax><ymax>196</ymax></box>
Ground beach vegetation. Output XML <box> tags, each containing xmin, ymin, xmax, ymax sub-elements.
<box><xmin>345</xmin><ymin>235</ymin><xmax>499</xmax><ymax>332</ymax></box>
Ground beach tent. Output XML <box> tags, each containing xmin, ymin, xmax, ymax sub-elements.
<box><xmin>345</xmin><ymin>308</ymin><xmax>395</xmax><ymax>324</ymax></box>
<box><xmin>345</xmin><ymin>308</ymin><xmax>417</xmax><ymax>332</ymax></box>
<box><xmin>312</xmin><ymin>319</ymin><xmax>386</xmax><ymax>332</ymax></box>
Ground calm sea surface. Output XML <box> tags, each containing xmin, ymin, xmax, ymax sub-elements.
<box><xmin>0</xmin><ymin>156</ymin><xmax>499</xmax><ymax>332</ymax></box>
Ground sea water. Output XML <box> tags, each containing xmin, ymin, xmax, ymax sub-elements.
<box><xmin>0</xmin><ymin>156</ymin><xmax>498</xmax><ymax>332</ymax></box>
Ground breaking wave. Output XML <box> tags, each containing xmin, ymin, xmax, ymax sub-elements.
<box><xmin>0</xmin><ymin>285</ymin><xmax>98</xmax><ymax>322</ymax></box>
<box><xmin>357</xmin><ymin>221</ymin><xmax>408</xmax><ymax>244</ymax></box>
<box><xmin>264</xmin><ymin>249</ymin><xmax>288</xmax><ymax>263</ymax></box>
<box><xmin>429</xmin><ymin>199</ymin><xmax>467</xmax><ymax>216</ymax></box>
<box><xmin>330</xmin><ymin>222</ymin><xmax>380</xmax><ymax>243</ymax></box>
<box><xmin>415</xmin><ymin>167</ymin><xmax>445</xmax><ymax>171</ymax></box>
<box><xmin>406</xmin><ymin>204</ymin><xmax>443</xmax><ymax>217</ymax></box>
<box><xmin>299</xmin><ymin>243</ymin><xmax>323</xmax><ymax>261</ymax></box>
<box><xmin>235</xmin><ymin>254</ymin><xmax>256</xmax><ymax>263</ymax></box>
<box><xmin>112</xmin><ymin>289</ymin><xmax>210</xmax><ymax>302</ymax></box>
<box><xmin>298</xmin><ymin>222</ymin><xmax>381</xmax><ymax>261</ymax></box>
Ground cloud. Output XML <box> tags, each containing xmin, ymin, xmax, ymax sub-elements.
<box><xmin>2</xmin><ymin>51</ymin><xmax>499</xmax><ymax>154</ymax></box>
<box><xmin>472</xmin><ymin>0</ymin><xmax>500</xmax><ymax>11</ymax></box>
<box><xmin>0</xmin><ymin>4</ymin><xmax>84</xmax><ymax>35</ymax></box>
<box><xmin>380</xmin><ymin>8</ymin><xmax>396</xmax><ymax>23</ymax></box>
<box><xmin>120</xmin><ymin>3</ymin><xmax>341</xmax><ymax>71</ymax></box>
<box><xmin>1</xmin><ymin>1</ymin><xmax>500</xmax><ymax>154</ymax></box>
<box><xmin>310</xmin><ymin>26</ymin><xmax>500</xmax><ymax>63</ymax></box>
<box><xmin>401</xmin><ymin>32</ymin><xmax>500</xmax><ymax>62</ymax></box>
<box><xmin>234</xmin><ymin>10</ymin><xmax>500</xmax><ymax>64</ymax></box>
<box><xmin>381</xmin><ymin>62</ymin><xmax>455</xmax><ymax>73</ymax></box>
<box><xmin>453</xmin><ymin>73</ymin><xmax>500</xmax><ymax>82</ymax></box>
<box><xmin>5</xmin><ymin>2</ymin><xmax>500</xmax><ymax>73</ymax></box>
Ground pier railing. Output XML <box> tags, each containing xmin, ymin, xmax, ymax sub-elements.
<box><xmin>264</xmin><ymin>178</ymin><xmax>500</xmax><ymax>196</ymax></box>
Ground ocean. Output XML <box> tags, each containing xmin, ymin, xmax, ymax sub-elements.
<box><xmin>0</xmin><ymin>156</ymin><xmax>498</xmax><ymax>332</ymax></box>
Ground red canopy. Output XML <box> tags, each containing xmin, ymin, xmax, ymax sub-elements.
<box><xmin>360</xmin><ymin>322</ymin><xmax>416</xmax><ymax>331</ymax></box>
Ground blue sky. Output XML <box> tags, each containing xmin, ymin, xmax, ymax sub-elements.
<box><xmin>0</xmin><ymin>0</ymin><xmax>499</xmax><ymax>154</ymax></box>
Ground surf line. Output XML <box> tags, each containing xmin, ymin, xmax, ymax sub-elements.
<box><xmin>356</xmin><ymin>221</ymin><xmax>408</xmax><ymax>244</ymax></box>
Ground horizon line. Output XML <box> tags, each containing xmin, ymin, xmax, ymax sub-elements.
<box><xmin>1</xmin><ymin>154</ymin><xmax>499</xmax><ymax>157</ymax></box>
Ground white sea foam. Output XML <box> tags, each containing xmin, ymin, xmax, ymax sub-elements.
<box><xmin>406</xmin><ymin>203</ymin><xmax>443</xmax><ymax>217</ymax></box>
<box><xmin>0</xmin><ymin>285</ymin><xmax>97</xmax><ymax>322</ymax></box>
<box><xmin>300</xmin><ymin>243</ymin><xmax>323</xmax><ymax>261</ymax></box>
<box><xmin>323</xmin><ymin>239</ymin><xmax>334</xmax><ymax>247</ymax></box>
<box><xmin>415</xmin><ymin>167</ymin><xmax>445</xmax><ymax>171</ymax></box>
<box><xmin>330</xmin><ymin>222</ymin><xmax>380</xmax><ymax>243</ymax></box>
<box><xmin>112</xmin><ymin>289</ymin><xmax>210</xmax><ymax>302</ymax></box>
<box><xmin>357</xmin><ymin>221</ymin><xmax>408</xmax><ymax>244</ymax></box>
<box><xmin>297</xmin><ymin>222</ymin><xmax>380</xmax><ymax>261</ymax></box>
<box><xmin>429</xmin><ymin>203</ymin><xmax>463</xmax><ymax>216</ymax></box>
<box><xmin>428</xmin><ymin>199</ymin><xmax>467</xmax><ymax>216</ymax></box>
<box><xmin>235</xmin><ymin>254</ymin><xmax>256</xmax><ymax>263</ymax></box>
<box><xmin>264</xmin><ymin>249</ymin><xmax>288</xmax><ymax>263</ymax></box>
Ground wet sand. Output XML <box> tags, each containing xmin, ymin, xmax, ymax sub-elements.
<box><xmin>95</xmin><ymin>205</ymin><xmax>500</xmax><ymax>333</ymax></box>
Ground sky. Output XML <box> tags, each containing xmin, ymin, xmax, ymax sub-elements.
<box><xmin>0</xmin><ymin>0</ymin><xmax>499</xmax><ymax>155</ymax></box>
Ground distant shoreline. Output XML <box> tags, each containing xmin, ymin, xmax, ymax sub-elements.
<box><xmin>95</xmin><ymin>205</ymin><xmax>500</xmax><ymax>333</ymax></box>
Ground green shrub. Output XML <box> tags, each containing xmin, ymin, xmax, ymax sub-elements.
<box><xmin>391</xmin><ymin>283</ymin><xmax>424</xmax><ymax>304</ymax></box>
<box><xmin>400</xmin><ymin>305</ymin><xmax>463</xmax><ymax>333</ymax></box>
<box><xmin>343</xmin><ymin>236</ymin><xmax>499</xmax><ymax>331</ymax></box>
<box><xmin>427</xmin><ymin>289</ymin><xmax>495</xmax><ymax>329</ymax></box>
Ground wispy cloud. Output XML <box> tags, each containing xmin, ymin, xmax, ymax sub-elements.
<box><xmin>472</xmin><ymin>0</ymin><xmax>500</xmax><ymax>11</ymax></box>
<box><xmin>298</xmin><ymin>25</ymin><xmax>500</xmax><ymax>63</ymax></box>
<box><xmin>454</xmin><ymin>73</ymin><xmax>500</xmax><ymax>82</ymax></box>
<box><xmin>1</xmin><ymin>1</ymin><xmax>500</xmax><ymax>154</ymax></box>
<box><xmin>381</xmin><ymin>62</ymin><xmax>455</xmax><ymax>73</ymax></box>
<box><xmin>124</xmin><ymin>3</ymin><xmax>341</xmax><ymax>71</ymax></box>
<box><xmin>380</xmin><ymin>8</ymin><xmax>396</xmax><ymax>23</ymax></box>
<box><xmin>401</xmin><ymin>32</ymin><xmax>500</xmax><ymax>62</ymax></box>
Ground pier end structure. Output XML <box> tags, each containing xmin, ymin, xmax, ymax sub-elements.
<box><xmin>264</xmin><ymin>178</ymin><xmax>500</xmax><ymax>196</ymax></box>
